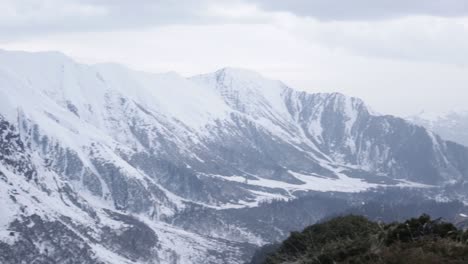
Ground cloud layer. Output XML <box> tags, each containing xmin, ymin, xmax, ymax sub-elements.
<box><xmin>0</xmin><ymin>0</ymin><xmax>228</xmax><ymax>39</ymax></box>
<box><xmin>252</xmin><ymin>0</ymin><xmax>468</xmax><ymax>20</ymax></box>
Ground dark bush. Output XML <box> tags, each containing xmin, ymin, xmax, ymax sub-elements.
<box><xmin>260</xmin><ymin>214</ymin><xmax>468</xmax><ymax>264</ymax></box>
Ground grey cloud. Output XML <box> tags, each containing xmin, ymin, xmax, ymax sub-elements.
<box><xmin>251</xmin><ymin>0</ymin><xmax>468</xmax><ymax>20</ymax></box>
<box><xmin>0</xmin><ymin>0</ymin><xmax>221</xmax><ymax>41</ymax></box>
<box><xmin>5</xmin><ymin>0</ymin><xmax>467</xmax><ymax>42</ymax></box>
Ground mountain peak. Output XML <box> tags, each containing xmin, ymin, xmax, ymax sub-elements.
<box><xmin>214</xmin><ymin>67</ymin><xmax>265</xmax><ymax>79</ymax></box>
<box><xmin>2</xmin><ymin>48</ymin><xmax>468</xmax><ymax>264</ymax></box>
<box><xmin>195</xmin><ymin>67</ymin><xmax>283</xmax><ymax>90</ymax></box>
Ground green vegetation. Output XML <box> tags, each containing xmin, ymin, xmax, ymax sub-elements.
<box><xmin>258</xmin><ymin>215</ymin><xmax>468</xmax><ymax>264</ymax></box>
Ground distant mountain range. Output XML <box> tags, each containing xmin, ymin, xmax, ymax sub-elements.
<box><xmin>407</xmin><ymin>111</ymin><xmax>468</xmax><ymax>147</ymax></box>
<box><xmin>0</xmin><ymin>49</ymin><xmax>467</xmax><ymax>263</ymax></box>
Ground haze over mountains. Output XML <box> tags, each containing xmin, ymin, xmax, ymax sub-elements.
<box><xmin>0</xmin><ymin>49</ymin><xmax>468</xmax><ymax>263</ymax></box>
<box><xmin>408</xmin><ymin>111</ymin><xmax>468</xmax><ymax>147</ymax></box>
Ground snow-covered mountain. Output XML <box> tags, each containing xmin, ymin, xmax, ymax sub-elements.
<box><xmin>408</xmin><ymin>111</ymin><xmax>468</xmax><ymax>147</ymax></box>
<box><xmin>1</xmin><ymin>49</ymin><xmax>468</xmax><ymax>263</ymax></box>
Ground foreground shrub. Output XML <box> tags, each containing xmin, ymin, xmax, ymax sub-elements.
<box><xmin>259</xmin><ymin>214</ymin><xmax>468</xmax><ymax>264</ymax></box>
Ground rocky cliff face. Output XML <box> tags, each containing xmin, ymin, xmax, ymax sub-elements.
<box><xmin>0</xmin><ymin>50</ymin><xmax>467</xmax><ymax>263</ymax></box>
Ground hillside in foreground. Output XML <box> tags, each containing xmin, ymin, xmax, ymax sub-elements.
<box><xmin>252</xmin><ymin>215</ymin><xmax>468</xmax><ymax>264</ymax></box>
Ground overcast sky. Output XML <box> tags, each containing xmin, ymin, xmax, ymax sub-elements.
<box><xmin>1</xmin><ymin>0</ymin><xmax>468</xmax><ymax>117</ymax></box>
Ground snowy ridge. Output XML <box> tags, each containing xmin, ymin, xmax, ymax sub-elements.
<box><xmin>0</xmin><ymin>49</ymin><xmax>465</xmax><ymax>205</ymax></box>
<box><xmin>0</xmin><ymin>50</ymin><xmax>468</xmax><ymax>263</ymax></box>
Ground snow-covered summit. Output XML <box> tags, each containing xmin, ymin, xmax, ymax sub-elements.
<box><xmin>1</xmin><ymin>49</ymin><xmax>468</xmax><ymax>264</ymax></box>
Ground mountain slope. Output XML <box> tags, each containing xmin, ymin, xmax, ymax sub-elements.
<box><xmin>0</xmin><ymin>49</ymin><xmax>468</xmax><ymax>263</ymax></box>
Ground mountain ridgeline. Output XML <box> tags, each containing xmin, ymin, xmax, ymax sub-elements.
<box><xmin>0</xmin><ymin>49</ymin><xmax>468</xmax><ymax>263</ymax></box>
